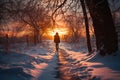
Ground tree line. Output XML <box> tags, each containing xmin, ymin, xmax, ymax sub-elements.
<box><xmin>0</xmin><ymin>0</ymin><xmax>120</xmax><ymax>55</ymax></box>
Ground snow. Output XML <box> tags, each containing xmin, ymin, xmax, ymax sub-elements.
<box><xmin>60</xmin><ymin>42</ymin><xmax>120</xmax><ymax>80</ymax></box>
<box><xmin>85</xmin><ymin>51</ymin><xmax>120</xmax><ymax>80</ymax></box>
<box><xmin>0</xmin><ymin>40</ymin><xmax>120</xmax><ymax>80</ymax></box>
<box><xmin>0</xmin><ymin>41</ymin><xmax>59</xmax><ymax>80</ymax></box>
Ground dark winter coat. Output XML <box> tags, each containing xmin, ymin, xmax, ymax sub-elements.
<box><xmin>54</xmin><ymin>35</ymin><xmax>60</xmax><ymax>43</ymax></box>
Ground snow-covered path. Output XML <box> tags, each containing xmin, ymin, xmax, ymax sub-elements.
<box><xmin>33</xmin><ymin>53</ymin><xmax>60</xmax><ymax>80</ymax></box>
<box><xmin>0</xmin><ymin>41</ymin><xmax>61</xmax><ymax>80</ymax></box>
<box><xmin>58</xmin><ymin>49</ymin><xmax>94</xmax><ymax>80</ymax></box>
<box><xmin>58</xmin><ymin>42</ymin><xmax>120</xmax><ymax>80</ymax></box>
<box><xmin>21</xmin><ymin>42</ymin><xmax>61</xmax><ymax>80</ymax></box>
<box><xmin>0</xmin><ymin>41</ymin><xmax>120</xmax><ymax>80</ymax></box>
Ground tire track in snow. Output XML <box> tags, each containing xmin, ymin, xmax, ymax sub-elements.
<box><xmin>57</xmin><ymin>49</ymin><xmax>95</xmax><ymax>80</ymax></box>
<box><xmin>58</xmin><ymin>49</ymin><xmax>73</xmax><ymax>80</ymax></box>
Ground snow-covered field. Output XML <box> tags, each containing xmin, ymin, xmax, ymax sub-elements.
<box><xmin>0</xmin><ymin>40</ymin><xmax>120</xmax><ymax>80</ymax></box>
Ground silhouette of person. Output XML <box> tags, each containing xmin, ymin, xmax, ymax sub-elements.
<box><xmin>54</xmin><ymin>32</ymin><xmax>60</xmax><ymax>52</ymax></box>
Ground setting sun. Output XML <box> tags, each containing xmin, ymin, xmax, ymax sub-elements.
<box><xmin>48</xmin><ymin>28</ymin><xmax>68</xmax><ymax>37</ymax></box>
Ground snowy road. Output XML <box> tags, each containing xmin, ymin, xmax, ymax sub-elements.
<box><xmin>32</xmin><ymin>53</ymin><xmax>60</xmax><ymax>80</ymax></box>
<box><xmin>58</xmin><ymin>49</ymin><xmax>93</xmax><ymax>80</ymax></box>
<box><xmin>0</xmin><ymin>41</ymin><xmax>120</xmax><ymax>80</ymax></box>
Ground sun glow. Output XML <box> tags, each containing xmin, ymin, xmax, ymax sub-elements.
<box><xmin>47</xmin><ymin>28</ymin><xmax>68</xmax><ymax>38</ymax></box>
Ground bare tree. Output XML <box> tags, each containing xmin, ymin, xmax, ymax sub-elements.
<box><xmin>80</xmin><ymin>0</ymin><xmax>92</xmax><ymax>53</ymax></box>
<box><xmin>64</xmin><ymin>15</ymin><xmax>83</xmax><ymax>42</ymax></box>
<box><xmin>1</xmin><ymin>0</ymin><xmax>52</xmax><ymax>45</ymax></box>
<box><xmin>85</xmin><ymin>0</ymin><xmax>118</xmax><ymax>55</ymax></box>
<box><xmin>48</xmin><ymin>0</ymin><xmax>118</xmax><ymax>54</ymax></box>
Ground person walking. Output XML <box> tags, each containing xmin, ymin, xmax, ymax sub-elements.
<box><xmin>54</xmin><ymin>32</ymin><xmax>60</xmax><ymax>52</ymax></box>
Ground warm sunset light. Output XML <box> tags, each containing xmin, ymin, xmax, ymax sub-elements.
<box><xmin>48</xmin><ymin>28</ymin><xmax>68</xmax><ymax>37</ymax></box>
<box><xmin>0</xmin><ymin>0</ymin><xmax>120</xmax><ymax>80</ymax></box>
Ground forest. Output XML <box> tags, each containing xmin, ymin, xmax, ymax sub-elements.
<box><xmin>0</xmin><ymin>0</ymin><xmax>120</xmax><ymax>80</ymax></box>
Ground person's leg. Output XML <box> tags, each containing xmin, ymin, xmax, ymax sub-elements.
<box><xmin>56</xmin><ymin>43</ymin><xmax>58</xmax><ymax>51</ymax></box>
<box><xmin>57</xmin><ymin>43</ymin><xmax>59</xmax><ymax>50</ymax></box>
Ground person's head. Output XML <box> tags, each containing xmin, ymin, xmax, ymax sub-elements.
<box><xmin>6</xmin><ymin>34</ymin><xmax>8</xmax><ymax>38</ymax></box>
<box><xmin>56</xmin><ymin>32</ymin><xmax>59</xmax><ymax>35</ymax></box>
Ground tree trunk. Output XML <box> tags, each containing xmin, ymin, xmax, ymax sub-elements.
<box><xmin>85</xmin><ymin>0</ymin><xmax>118</xmax><ymax>54</ymax></box>
<box><xmin>34</xmin><ymin>29</ymin><xmax>39</xmax><ymax>45</ymax></box>
<box><xmin>80</xmin><ymin>0</ymin><xmax>92</xmax><ymax>53</ymax></box>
